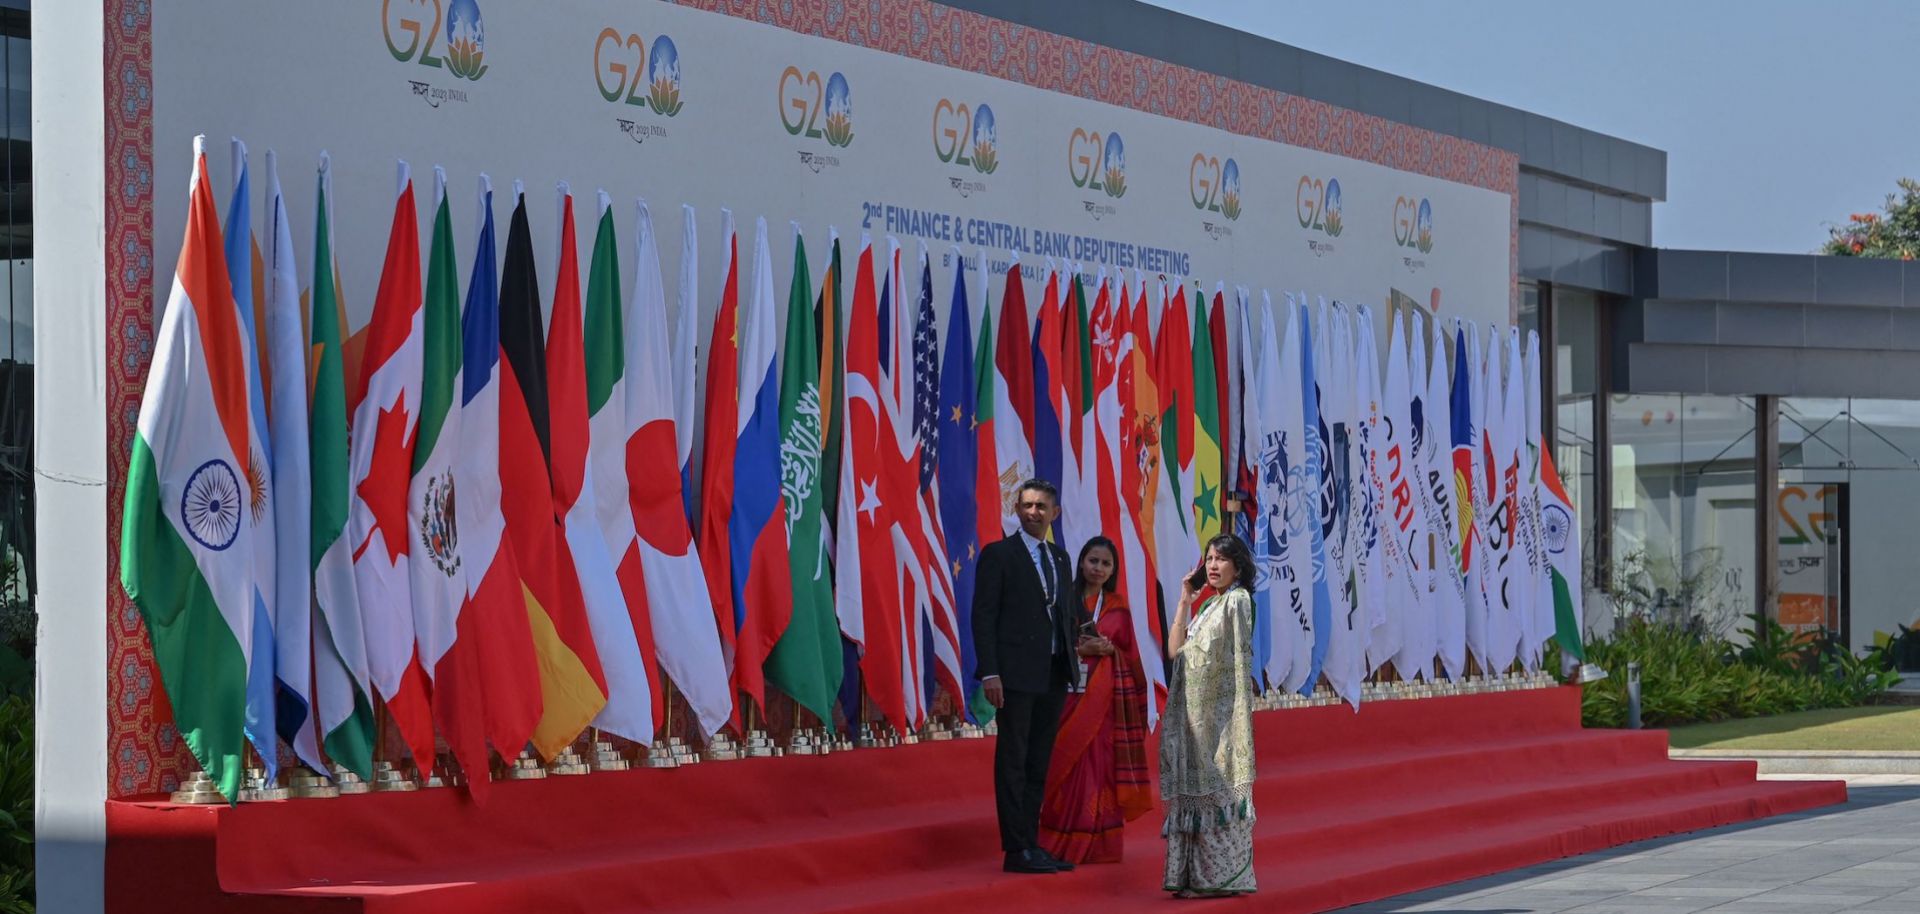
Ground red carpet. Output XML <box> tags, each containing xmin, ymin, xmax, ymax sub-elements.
<box><xmin>104</xmin><ymin>686</ymin><xmax>1845</xmax><ymax>913</ymax></box>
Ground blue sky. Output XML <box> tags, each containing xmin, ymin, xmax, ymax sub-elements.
<box><xmin>1143</xmin><ymin>0</ymin><xmax>1920</xmax><ymax>254</ymax></box>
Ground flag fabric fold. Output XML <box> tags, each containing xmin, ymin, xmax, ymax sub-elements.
<box><xmin>307</xmin><ymin>154</ymin><xmax>377</xmax><ymax>780</ymax></box>
<box><xmin>628</xmin><ymin>201</ymin><xmax>734</xmax><ymax>738</ymax></box>
<box><xmin>498</xmin><ymin>189</ymin><xmax>608</xmax><ymax>759</ymax></box>
<box><xmin>549</xmin><ymin>187</ymin><xmax>654</xmax><ymax>743</ymax></box>
<box><xmin>261</xmin><ymin>150</ymin><xmax>322</xmax><ymax>773</ymax></box>
<box><xmin>347</xmin><ymin>162</ymin><xmax>437</xmax><ymax>774</ymax></box>
<box><xmin>768</xmin><ymin>225</ymin><xmax>844</xmax><ymax>722</ymax></box>
<box><xmin>121</xmin><ymin>137</ymin><xmax>260</xmax><ymax>801</ymax></box>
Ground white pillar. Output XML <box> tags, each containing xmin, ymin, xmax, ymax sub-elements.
<box><xmin>33</xmin><ymin>1</ymin><xmax>109</xmax><ymax>910</ymax></box>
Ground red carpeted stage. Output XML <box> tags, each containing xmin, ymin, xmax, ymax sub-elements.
<box><xmin>104</xmin><ymin>686</ymin><xmax>1845</xmax><ymax>913</ymax></box>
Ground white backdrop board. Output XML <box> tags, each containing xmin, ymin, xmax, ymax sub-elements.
<box><xmin>151</xmin><ymin>0</ymin><xmax>1512</xmax><ymax>356</ymax></box>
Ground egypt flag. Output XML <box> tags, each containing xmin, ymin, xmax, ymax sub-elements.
<box><xmin>724</xmin><ymin>217</ymin><xmax>797</xmax><ymax>716</ymax></box>
<box><xmin>307</xmin><ymin>154</ymin><xmax>377</xmax><ymax>779</ymax></box>
<box><xmin>441</xmin><ymin>175</ymin><xmax>542</xmax><ymax>790</ymax></box>
<box><xmin>346</xmin><ymin>161</ymin><xmax>436</xmax><ymax>774</ymax></box>
<box><xmin>992</xmin><ymin>260</ymin><xmax>1036</xmax><ymax>534</ymax></box>
<box><xmin>121</xmin><ymin>137</ymin><xmax>261</xmax><ymax>801</ymax></box>
<box><xmin>627</xmin><ymin>201</ymin><xmax>733</xmax><ymax>738</ymax></box>
<box><xmin>550</xmin><ymin>188</ymin><xmax>654</xmax><ymax>742</ymax></box>
<box><xmin>835</xmin><ymin>235</ymin><xmax>910</xmax><ymax>733</ymax></box>
<box><xmin>499</xmin><ymin>188</ymin><xmax>608</xmax><ymax>759</ymax></box>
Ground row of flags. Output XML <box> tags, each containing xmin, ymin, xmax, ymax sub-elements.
<box><xmin>121</xmin><ymin>139</ymin><xmax>1582</xmax><ymax>803</ymax></box>
<box><xmin>1236</xmin><ymin>292</ymin><xmax>1586</xmax><ymax>710</ymax></box>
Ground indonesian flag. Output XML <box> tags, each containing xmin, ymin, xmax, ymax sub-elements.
<box><xmin>549</xmin><ymin>187</ymin><xmax>654</xmax><ymax>742</ymax></box>
<box><xmin>626</xmin><ymin>201</ymin><xmax>733</xmax><ymax>738</ymax></box>
<box><xmin>346</xmin><ymin>161</ymin><xmax>436</xmax><ymax>775</ymax></box>
<box><xmin>992</xmin><ymin>259</ymin><xmax>1036</xmax><ymax>534</ymax></box>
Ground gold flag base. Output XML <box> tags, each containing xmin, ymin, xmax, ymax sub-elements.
<box><xmin>589</xmin><ymin>740</ymin><xmax>632</xmax><ymax>772</ymax></box>
<box><xmin>786</xmin><ymin>728</ymin><xmax>829</xmax><ymax>756</ymax></box>
<box><xmin>237</xmin><ymin>767</ymin><xmax>289</xmax><ymax>803</ymax></box>
<box><xmin>169</xmin><ymin>771</ymin><xmax>227</xmax><ymax>805</ymax></box>
<box><xmin>501</xmin><ymin>751</ymin><xmax>547</xmax><ymax>781</ymax></box>
<box><xmin>330</xmin><ymin>763</ymin><xmax>373</xmax><ymax>795</ymax></box>
<box><xmin>701</xmin><ymin>731</ymin><xmax>746</xmax><ymax>762</ymax></box>
<box><xmin>546</xmin><ymin>746</ymin><xmax>591</xmax><ymax>776</ymax></box>
<box><xmin>287</xmin><ymin>766</ymin><xmax>341</xmax><ymax>800</ymax></box>
<box><xmin>371</xmin><ymin>760</ymin><xmax>419</xmax><ymax>792</ymax></box>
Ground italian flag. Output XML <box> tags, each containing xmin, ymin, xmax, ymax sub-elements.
<box><xmin>121</xmin><ymin>138</ymin><xmax>259</xmax><ymax>801</ymax></box>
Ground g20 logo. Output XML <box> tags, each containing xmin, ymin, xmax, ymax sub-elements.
<box><xmin>383</xmin><ymin>0</ymin><xmax>487</xmax><ymax>81</ymax></box>
<box><xmin>594</xmin><ymin>30</ymin><xmax>684</xmax><ymax>116</ymax></box>
<box><xmin>1296</xmin><ymin>176</ymin><xmax>1344</xmax><ymax>237</ymax></box>
<box><xmin>933</xmin><ymin>100</ymin><xmax>998</xmax><ymax>174</ymax></box>
<box><xmin>1394</xmin><ymin>196</ymin><xmax>1434</xmax><ymax>253</ymax></box>
<box><xmin>1068</xmin><ymin>129</ymin><xmax>1126</xmax><ymax>198</ymax></box>
<box><xmin>1190</xmin><ymin>154</ymin><xmax>1241</xmax><ymax>221</ymax></box>
<box><xmin>780</xmin><ymin>67</ymin><xmax>854</xmax><ymax>148</ymax></box>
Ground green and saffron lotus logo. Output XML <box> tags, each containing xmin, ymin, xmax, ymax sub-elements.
<box><xmin>1416</xmin><ymin>198</ymin><xmax>1434</xmax><ymax>253</ymax></box>
<box><xmin>1219</xmin><ymin>158</ymin><xmax>1242</xmax><ymax>221</ymax></box>
<box><xmin>1323</xmin><ymin>178</ymin><xmax>1344</xmax><ymax>237</ymax></box>
<box><xmin>970</xmin><ymin>104</ymin><xmax>999</xmax><ymax>174</ymax></box>
<box><xmin>443</xmin><ymin>0</ymin><xmax>487</xmax><ymax>81</ymax></box>
<box><xmin>1102</xmin><ymin>132</ymin><xmax>1127</xmax><ymax>199</ymax></box>
<box><xmin>823</xmin><ymin>72</ymin><xmax>854</xmax><ymax>148</ymax></box>
<box><xmin>647</xmin><ymin>35</ymin><xmax>683</xmax><ymax>117</ymax></box>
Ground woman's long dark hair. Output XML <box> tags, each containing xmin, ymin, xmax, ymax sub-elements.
<box><xmin>1187</xmin><ymin>533</ymin><xmax>1256</xmax><ymax>592</ymax></box>
<box><xmin>1072</xmin><ymin>536</ymin><xmax>1120</xmax><ymax>600</ymax></box>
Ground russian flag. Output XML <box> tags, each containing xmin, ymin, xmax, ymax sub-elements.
<box><xmin>727</xmin><ymin>217</ymin><xmax>796</xmax><ymax>717</ymax></box>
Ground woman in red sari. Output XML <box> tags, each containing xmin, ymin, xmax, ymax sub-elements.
<box><xmin>1038</xmin><ymin>536</ymin><xmax>1154</xmax><ymax>863</ymax></box>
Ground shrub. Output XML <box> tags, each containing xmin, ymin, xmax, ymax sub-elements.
<box><xmin>1560</xmin><ymin>618</ymin><xmax>1897</xmax><ymax>729</ymax></box>
<box><xmin>0</xmin><ymin>696</ymin><xmax>28</xmax><ymax>913</ymax></box>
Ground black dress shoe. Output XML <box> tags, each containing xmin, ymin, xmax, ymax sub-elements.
<box><xmin>1034</xmin><ymin>848</ymin><xmax>1076</xmax><ymax>871</ymax></box>
<box><xmin>1003</xmin><ymin>849</ymin><xmax>1058</xmax><ymax>874</ymax></box>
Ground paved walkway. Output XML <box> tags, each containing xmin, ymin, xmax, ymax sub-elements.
<box><xmin>1336</xmin><ymin>781</ymin><xmax>1920</xmax><ymax>913</ymax></box>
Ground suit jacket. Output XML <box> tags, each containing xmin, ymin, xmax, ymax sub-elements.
<box><xmin>972</xmin><ymin>533</ymin><xmax>1078</xmax><ymax>694</ymax></box>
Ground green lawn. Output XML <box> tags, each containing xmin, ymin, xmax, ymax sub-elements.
<box><xmin>1665</xmin><ymin>705</ymin><xmax>1920</xmax><ymax>751</ymax></box>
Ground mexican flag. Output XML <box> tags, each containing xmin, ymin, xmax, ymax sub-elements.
<box><xmin>121</xmin><ymin>138</ymin><xmax>259</xmax><ymax>801</ymax></box>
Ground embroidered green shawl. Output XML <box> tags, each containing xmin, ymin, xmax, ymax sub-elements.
<box><xmin>1159</xmin><ymin>586</ymin><xmax>1257</xmax><ymax>833</ymax></box>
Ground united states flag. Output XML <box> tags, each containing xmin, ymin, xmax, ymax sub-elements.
<box><xmin>913</xmin><ymin>255</ymin><xmax>941</xmax><ymax>485</ymax></box>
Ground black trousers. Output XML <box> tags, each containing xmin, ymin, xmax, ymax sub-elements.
<box><xmin>993</xmin><ymin>684</ymin><xmax>1067</xmax><ymax>853</ymax></box>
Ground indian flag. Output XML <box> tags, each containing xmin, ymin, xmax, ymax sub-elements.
<box><xmin>121</xmin><ymin>137</ymin><xmax>259</xmax><ymax>801</ymax></box>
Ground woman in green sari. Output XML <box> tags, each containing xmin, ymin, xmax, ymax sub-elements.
<box><xmin>1161</xmin><ymin>533</ymin><xmax>1258</xmax><ymax>898</ymax></box>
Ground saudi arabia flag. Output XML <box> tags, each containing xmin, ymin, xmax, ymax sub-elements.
<box><xmin>122</xmin><ymin>138</ymin><xmax>258</xmax><ymax>801</ymax></box>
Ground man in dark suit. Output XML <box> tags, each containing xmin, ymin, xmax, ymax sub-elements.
<box><xmin>973</xmin><ymin>478</ymin><xmax>1079</xmax><ymax>874</ymax></box>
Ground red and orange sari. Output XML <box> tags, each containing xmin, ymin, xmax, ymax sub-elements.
<box><xmin>1037</xmin><ymin>590</ymin><xmax>1154</xmax><ymax>863</ymax></box>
